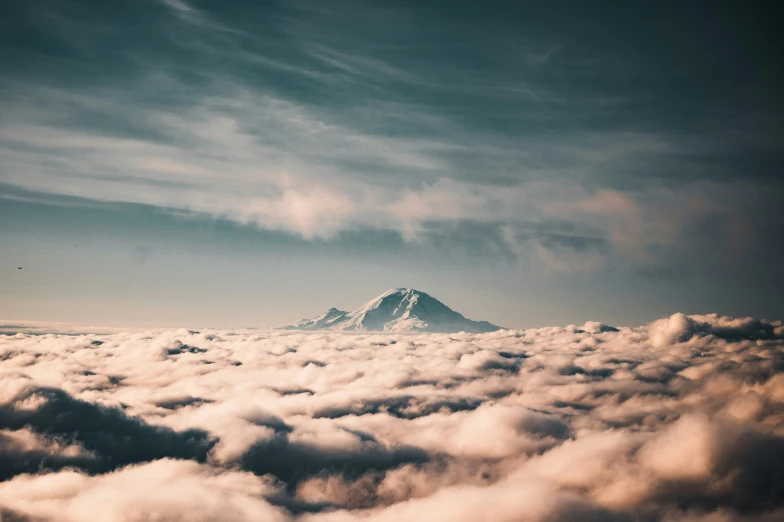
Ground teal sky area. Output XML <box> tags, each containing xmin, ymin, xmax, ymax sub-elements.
<box><xmin>1</xmin><ymin>0</ymin><xmax>783</xmax><ymax>328</ymax></box>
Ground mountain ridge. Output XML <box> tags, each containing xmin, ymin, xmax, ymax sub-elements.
<box><xmin>279</xmin><ymin>288</ymin><xmax>502</xmax><ymax>333</ymax></box>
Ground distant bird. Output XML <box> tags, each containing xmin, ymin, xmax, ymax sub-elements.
<box><xmin>17</xmin><ymin>267</ymin><xmax>22</xmax><ymax>270</ymax></box>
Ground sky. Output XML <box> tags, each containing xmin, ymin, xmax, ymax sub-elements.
<box><xmin>1</xmin><ymin>0</ymin><xmax>783</xmax><ymax>329</ymax></box>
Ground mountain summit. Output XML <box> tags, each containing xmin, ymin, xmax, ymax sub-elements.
<box><xmin>279</xmin><ymin>288</ymin><xmax>502</xmax><ymax>333</ymax></box>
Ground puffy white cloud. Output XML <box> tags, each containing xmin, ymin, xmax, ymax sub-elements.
<box><xmin>0</xmin><ymin>312</ymin><xmax>782</xmax><ymax>521</ymax></box>
<box><xmin>0</xmin><ymin>459</ymin><xmax>288</xmax><ymax>522</ymax></box>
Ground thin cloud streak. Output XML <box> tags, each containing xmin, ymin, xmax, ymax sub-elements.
<box><xmin>0</xmin><ymin>78</ymin><xmax>764</xmax><ymax>271</ymax></box>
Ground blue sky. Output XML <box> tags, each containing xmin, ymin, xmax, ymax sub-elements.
<box><xmin>1</xmin><ymin>0</ymin><xmax>783</xmax><ymax>328</ymax></box>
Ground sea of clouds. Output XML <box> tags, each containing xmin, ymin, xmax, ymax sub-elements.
<box><xmin>1</xmin><ymin>312</ymin><xmax>783</xmax><ymax>522</ymax></box>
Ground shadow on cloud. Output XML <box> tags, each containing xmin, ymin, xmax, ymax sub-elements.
<box><xmin>0</xmin><ymin>312</ymin><xmax>782</xmax><ymax>521</ymax></box>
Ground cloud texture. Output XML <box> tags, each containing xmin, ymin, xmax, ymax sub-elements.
<box><xmin>3</xmin><ymin>0</ymin><xmax>783</xmax><ymax>278</ymax></box>
<box><xmin>1</xmin><ymin>313</ymin><xmax>783</xmax><ymax>521</ymax></box>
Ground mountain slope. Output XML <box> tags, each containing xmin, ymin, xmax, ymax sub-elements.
<box><xmin>280</xmin><ymin>307</ymin><xmax>348</xmax><ymax>331</ymax></box>
<box><xmin>279</xmin><ymin>288</ymin><xmax>502</xmax><ymax>333</ymax></box>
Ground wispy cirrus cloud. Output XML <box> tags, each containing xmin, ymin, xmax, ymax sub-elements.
<box><xmin>2</xmin><ymin>75</ymin><xmax>761</xmax><ymax>268</ymax></box>
<box><xmin>1</xmin><ymin>0</ymin><xmax>781</xmax><ymax>279</ymax></box>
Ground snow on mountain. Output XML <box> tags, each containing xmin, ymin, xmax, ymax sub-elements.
<box><xmin>279</xmin><ymin>288</ymin><xmax>502</xmax><ymax>333</ymax></box>
<box><xmin>280</xmin><ymin>307</ymin><xmax>349</xmax><ymax>331</ymax></box>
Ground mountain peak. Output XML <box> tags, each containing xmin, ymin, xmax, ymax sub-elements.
<box><xmin>279</xmin><ymin>289</ymin><xmax>502</xmax><ymax>333</ymax></box>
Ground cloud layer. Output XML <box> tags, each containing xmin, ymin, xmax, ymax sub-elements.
<box><xmin>1</xmin><ymin>313</ymin><xmax>782</xmax><ymax>521</ymax></box>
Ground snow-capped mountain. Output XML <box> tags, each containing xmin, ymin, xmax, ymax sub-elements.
<box><xmin>279</xmin><ymin>288</ymin><xmax>503</xmax><ymax>333</ymax></box>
